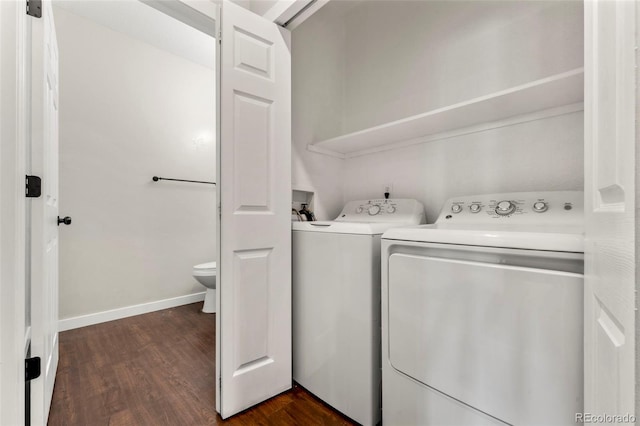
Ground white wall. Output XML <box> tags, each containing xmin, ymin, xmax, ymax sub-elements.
<box><xmin>342</xmin><ymin>0</ymin><xmax>584</xmax><ymax>133</ymax></box>
<box><xmin>293</xmin><ymin>0</ymin><xmax>584</xmax><ymax>220</ymax></box>
<box><xmin>229</xmin><ymin>0</ymin><xmax>252</xmax><ymax>11</ymax></box>
<box><xmin>56</xmin><ymin>0</ymin><xmax>216</xmax><ymax>69</ymax></box>
<box><xmin>345</xmin><ymin>112</ymin><xmax>584</xmax><ymax>221</ymax></box>
<box><xmin>342</xmin><ymin>0</ymin><xmax>584</xmax><ymax>221</ymax></box>
<box><xmin>55</xmin><ymin>7</ymin><xmax>217</xmax><ymax>319</ymax></box>
<box><xmin>291</xmin><ymin>2</ymin><xmax>348</xmax><ymax>219</ymax></box>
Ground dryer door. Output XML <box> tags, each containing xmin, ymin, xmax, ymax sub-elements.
<box><xmin>387</xmin><ymin>252</ymin><xmax>583</xmax><ymax>426</ymax></box>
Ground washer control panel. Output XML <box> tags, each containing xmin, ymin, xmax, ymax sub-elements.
<box><xmin>437</xmin><ymin>191</ymin><xmax>583</xmax><ymax>225</ymax></box>
<box><xmin>336</xmin><ymin>199</ymin><xmax>427</xmax><ymax>224</ymax></box>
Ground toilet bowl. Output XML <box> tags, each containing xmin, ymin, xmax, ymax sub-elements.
<box><xmin>193</xmin><ymin>261</ymin><xmax>216</xmax><ymax>313</ymax></box>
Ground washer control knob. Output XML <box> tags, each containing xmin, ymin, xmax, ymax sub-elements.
<box><xmin>469</xmin><ymin>203</ymin><xmax>481</xmax><ymax>213</ymax></box>
<box><xmin>356</xmin><ymin>206</ymin><xmax>364</xmax><ymax>213</ymax></box>
<box><xmin>533</xmin><ymin>201</ymin><xmax>548</xmax><ymax>213</ymax></box>
<box><xmin>495</xmin><ymin>200</ymin><xmax>516</xmax><ymax>216</ymax></box>
<box><xmin>386</xmin><ymin>205</ymin><xmax>396</xmax><ymax>214</ymax></box>
<box><xmin>451</xmin><ymin>204</ymin><xmax>463</xmax><ymax>214</ymax></box>
<box><xmin>368</xmin><ymin>205</ymin><xmax>381</xmax><ymax>216</ymax></box>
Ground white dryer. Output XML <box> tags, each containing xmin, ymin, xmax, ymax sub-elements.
<box><xmin>293</xmin><ymin>198</ymin><xmax>425</xmax><ymax>426</ymax></box>
<box><xmin>381</xmin><ymin>191</ymin><xmax>584</xmax><ymax>426</ymax></box>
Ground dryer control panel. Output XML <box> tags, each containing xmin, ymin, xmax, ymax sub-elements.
<box><xmin>335</xmin><ymin>199</ymin><xmax>426</xmax><ymax>224</ymax></box>
<box><xmin>439</xmin><ymin>191</ymin><xmax>583</xmax><ymax>226</ymax></box>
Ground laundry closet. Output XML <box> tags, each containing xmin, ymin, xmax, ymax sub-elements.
<box><xmin>290</xmin><ymin>1</ymin><xmax>593</xmax><ymax>424</ymax></box>
<box><xmin>291</xmin><ymin>0</ymin><xmax>584</xmax><ymax>220</ymax></box>
<box><xmin>290</xmin><ymin>0</ymin><xmax>636</xmax><ymax>422</ymax></box>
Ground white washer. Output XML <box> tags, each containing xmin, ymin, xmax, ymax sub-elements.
<box><xmin>381</xmin><ymin>191</ymin><xmax>584</xmax><ymax>426</ymax></box>
<box><xmin>293</xmin><ymin>198</ymin><xmax>426</xmax><ymax>426</ymax></box>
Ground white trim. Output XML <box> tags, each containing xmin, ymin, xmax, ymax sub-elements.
<box><xmin>215</xmin><ymin>1</ymin><xmax>222</xmax><ymax>413</ymax></box>
<box><xmin>263</xmin><ymin>0</ymin><xmax>317</xmax><ymax>27</ymax></box>
<box><xmin>263</xmin><ymin>0</ymin><xmax>298</xmax><ymax>23</ymax></box>
<box><xmin>58</xmin><ymin>292</ymin><xmax>206</xmax><ymax>332</ymax></box>
<box><xmin>141</xmin><ymin>0</ymin><xmax>218</xmax><ymax>36</ymax></box>
<box><xmin>283</xmin><ymin>0</ymin><xmax>329</xmax><ymax>30</ymax></box>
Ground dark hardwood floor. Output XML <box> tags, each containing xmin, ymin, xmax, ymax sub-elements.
<box><xmin>48</xmin><ymin>303</ymin><xmax>355</xmax><ymax>426</ymax></box>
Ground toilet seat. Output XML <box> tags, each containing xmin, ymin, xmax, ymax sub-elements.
<box><xmin>193</xmin><ymin>261</ymin><xmax>216</xmax><ymax>276</ymax></box>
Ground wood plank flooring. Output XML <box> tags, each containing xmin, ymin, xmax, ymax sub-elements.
<box><xmin>48</xmin><ymin>303</ymin><xmax>355</xmax><ymax>426</ymax></box>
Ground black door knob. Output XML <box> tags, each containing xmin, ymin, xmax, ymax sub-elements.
<box><xmin>57</xmin><ymin>216</ymin><xmax>72</xmax><ymax>226</ymax></box>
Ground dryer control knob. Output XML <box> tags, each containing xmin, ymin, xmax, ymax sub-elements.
<box><xmin>356</xmin><ymin>206</ymin><xmax>364</xmax><ymax>213</ymax></box>
<box><xmin>368</xmin><ymin>205</ymin><xmax>381</xmax><ymax>215</ymax></box>
<box><xmin>533</xmin><ymin>201</ymin><xmax>548</xmax><ymax>213</ymax></box>
<box><xmin>495</xmin><ymin>200</ymin><xmax>516</xmax><ymax>216</ymax></box>
<box><xmin>469</xmin><ymin>204</ymin><xmax>481</xmax><ymax>213</ymax></box>
<box><xmin>387</xmin><ymin>205</ymin><xmax>396</xmax><ymax>214</ymax></box>
<box><xmin>451</xmin><ymin>204</ymin><xmax>462</xmax><ymax>213</ymax></box>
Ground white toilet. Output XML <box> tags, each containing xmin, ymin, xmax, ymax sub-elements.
<box><xmin>192</xmin><ymin>261</ymin><xmax>216</xmax><ymax>313</ymax></box>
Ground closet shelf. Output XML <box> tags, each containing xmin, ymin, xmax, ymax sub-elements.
<box><xmin>308</xmin><ymin>68</ymin><xmax>584</xmax><ymax>158</ymax></box>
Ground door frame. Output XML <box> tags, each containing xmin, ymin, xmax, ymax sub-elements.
<box><xmin>146</xmin><ymin>1</ymin><xmax>302</xmax><ymax>415</ymax></box>
<box><xmin>583</xmin><ymin>0</ymin><xmax>639</xmax><ymax>417</ymax></box>
<box><xmin>18</xmin><ymin>0</ymin><xmax>636</xmax><ymax>423</ymax></box>
<box><xmin>0</xmin><ymin>0</ymin><xmax>30</xmax><ymax>424</ymax></box>
<box><xmin>138</xmin><ymin>0</ymin><xmax>224</xmax><ymax>410</ymax></box>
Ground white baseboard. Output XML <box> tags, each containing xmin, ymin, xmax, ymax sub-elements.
<box><xmin>58</xmin><ymin>292</ymin><xmax>206</xmax><ymax>332</ymax></box>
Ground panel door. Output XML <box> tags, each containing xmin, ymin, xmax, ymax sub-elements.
<box><xmin>217</xmin><ymin>0</ymin><xmax>292</xmax><ymax>418</ymax></box>
<box><xmin>30</xmin><ymin>0</ymin><xmax>60</xmax><ymax>423</ymax></box>
<box><xmin>0</xmin><ymin>1</ymin><xmax>30</xmax><ymax>424</ymax></box>
<box><xmin>584</xmin><ymin>0</ymin><xmax>636</xmax><ymax>419</ymax></box>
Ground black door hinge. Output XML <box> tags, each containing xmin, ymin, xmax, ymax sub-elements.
<box><xmin>27</xmin><ymin>0</ymin><xmax>42</xmax><ymax>18</ymax></box>
<box><xmin>26</xmin><ymin>0</ymin><xmax>42</xmax><ymax>18</ymax></box>
<box><xmin>25</xmin><ymin>357</ymin><xmax>41</xmax><ymax>381</ymax></box>
<box><xmin>26</xmin><ymin>175</ymin><xmax>41</xmax><ymax>198</ymax></box>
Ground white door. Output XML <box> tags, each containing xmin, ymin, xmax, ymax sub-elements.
<box><xmin>217</xmin><ymin>1</ymin><xmax>292</xmax><ymax>418</ymax></box>
<box><xmin>584</xmin><ymin>0</ymin><xmax>636</xmax><ymax>419</ymax></box>
<box><xmin>30</xmin><ymin>0</ymin><xmax>60</xmax><ymax>423</ymax></box>
<box><xmin>0</xmin><ymin>0</ymin><xmax>30</xmax><ymax>424</ymax></box>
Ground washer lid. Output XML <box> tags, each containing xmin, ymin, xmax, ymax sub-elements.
<box><xmin>383</xmin><ymin>223</ymin><xmax>584</xmax><ymax>252</ymax></box>
<box><xmin>292</xmin><ymin>221</ymin><xmax>409</xmax><ymax>235</ymax></box>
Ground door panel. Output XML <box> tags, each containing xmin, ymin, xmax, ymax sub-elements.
<box><xmin>233</xmin><ymin>92</ymin><xmax>272</xmax><ymax>210</ymax></box>
<box><xmin>218</xmin><ymin>1</ymin><xmax>291</xmax><ymax>418</ymax></box>
<box><xmin>30</xmin><ymin>0</ymin><xmax>59</xmax><ymax>422</ymax></box>
<box><xmin>232</xmin><ymin>248</ymin><xmax>271</xmax><ymax>372</ymax></box>
<box><xmin>584</xmin><ymin>0</ymin><xmax>636</xmax><ymax>418</ymax></box>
